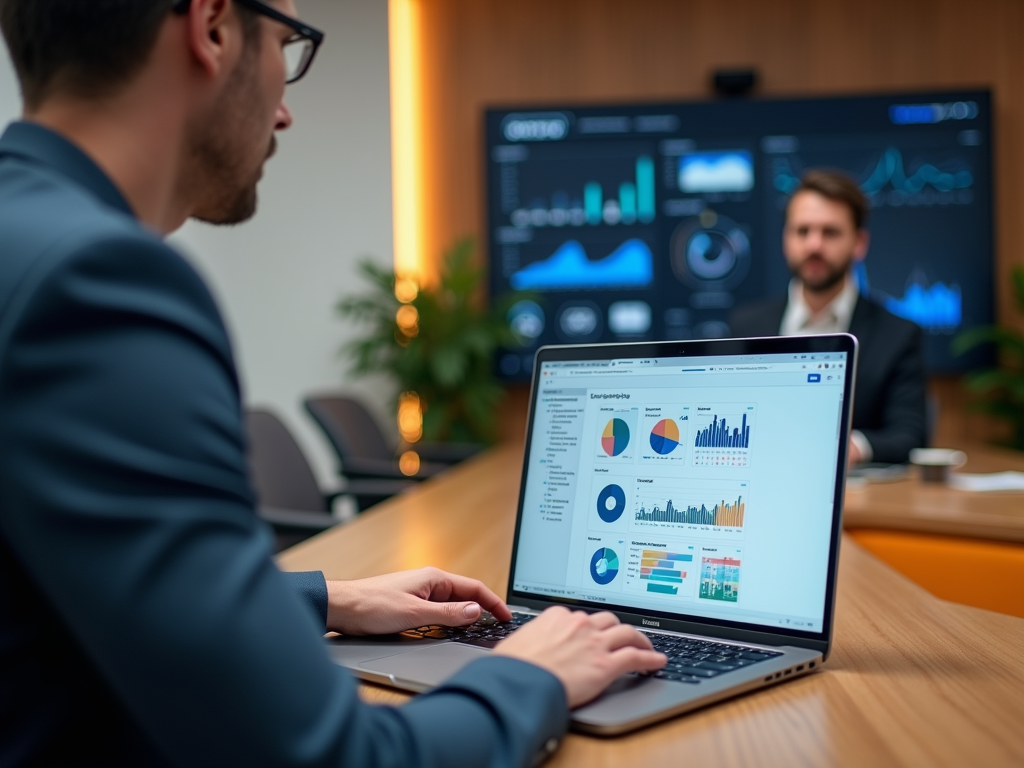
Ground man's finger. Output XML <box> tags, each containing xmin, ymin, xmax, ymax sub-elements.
<box><xmin>414</xmin><ymin>599</ymin><xmax>484</xmax><ymax>627</ymax></box>
<box><xmin>431</xmin><ymin>572</ymin><xmax>512</xmax><ymax>621</ymax></box>
<box><xmin>598</xmin><ymin>623</ymin><xmax>656</xmax><ymax>651</ymax></box>
<box><xmin>607</xmin><ymin>646</ymin><xmax>668</xmax><ymax>678</ymax></box>
<box><xmin>585</xmin><ymin>611</ymin><xmax>621</xmax><ymax>631</ymax></box>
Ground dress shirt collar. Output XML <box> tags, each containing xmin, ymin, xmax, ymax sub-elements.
<box><xmin>0</xmin><ymin>120</ymin><xmax>134</xmax><ymax>218</ymax></box>
<box><xmin>780</xmin><ymin>275</ymin><xmax>859</xmax><ymax>335</ymax></box>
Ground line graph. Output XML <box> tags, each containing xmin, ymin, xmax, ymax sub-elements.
<box><xmin>772</xmin><ymin>148</ymin><xmax>974</xmax><ymax>205</ymax></box>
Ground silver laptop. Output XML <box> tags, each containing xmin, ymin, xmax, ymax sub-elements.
<box><xmin>326</xmin><ymin>334</ymin><xmax>857</xmax><ymax>734</ymax></box>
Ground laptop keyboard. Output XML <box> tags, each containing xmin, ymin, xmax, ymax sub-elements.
<box><xmin>637</xmin><ymin>630</ymin><xmax>783</xmax><ymax>683</ymax></box>
<box><xmin>398</xmin><ymin>613</ymin><xmax>783</xmax><ymax>684</ymax></box>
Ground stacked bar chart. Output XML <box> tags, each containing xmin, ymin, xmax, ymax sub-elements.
<box><xmin>694</xmin><ymin>413</ymin><xmax>751</xmax><ymax>449</ymax></box>
<box><xmin>635</xmin><ymin>495</ymin><xmax>745</xmax><ymax>528</ymax></box>
<box><xmin>639</xmin><ymin>549</ymin><xmax>693</xmax><ymax>595</ymax></box>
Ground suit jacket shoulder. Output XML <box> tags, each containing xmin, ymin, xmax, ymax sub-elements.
<box><xmin>729</xmin><ymin>295</ymin><xmax>788</xmax><ymax>338</ymax></box>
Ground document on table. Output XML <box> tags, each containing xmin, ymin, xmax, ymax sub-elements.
<box><xmin>948</xmin><ymin>471</ymin><xmax>1024</xmax><ymax>492</ymax></box>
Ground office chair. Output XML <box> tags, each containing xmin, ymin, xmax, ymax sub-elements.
<box><xmin>245</xmin><ymin>409</ymin><xmax>414</xmax><ymax>551</ymax></box>
<box><xmin>303</xmin><ymin>394</ymin><xmax>482</xmax><ymax>482</ymax></box>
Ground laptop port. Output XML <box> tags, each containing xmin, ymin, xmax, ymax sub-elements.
<box><xmin>809</xmin><ymin>662</ymin><xmax>815</xmax><ymax>668</ymax></box>
<box><xmin>784</xmin><ymin>669</ymin><xmax>792</xmax><ymax>675</ymax></box>
<box><xmin>764</xmin><ymin>676</ymin><xmax>772</xmax><ymax>682</ymax></box>
<box><xmin>797</xmin><ymin>665</ymin><xmax>804</xmax><ymax>671</ymax></box>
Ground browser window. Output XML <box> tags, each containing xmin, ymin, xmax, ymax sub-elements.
<box><xmin>512</xmin><ymin>351</ymin><xmax>848</xmax><ymax>633</ymax></box>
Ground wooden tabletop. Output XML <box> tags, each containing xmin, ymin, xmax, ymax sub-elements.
<box><xmin>279</xmin><ymin>444</ymin><xmax>1024</xmax><ymax>768</ymax></box>
<box><xmin>843</xmin><ymin>443</ymin><xmax>1024</xmax><ymax>542</ymax></box>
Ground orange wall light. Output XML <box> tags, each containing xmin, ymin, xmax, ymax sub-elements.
<box><xmin>388</xmin><ymin>0</ymin><xmax>425</xmax><ymax>285</ymax></box>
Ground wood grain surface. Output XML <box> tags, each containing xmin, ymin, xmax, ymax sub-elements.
<box><xmin>279</xmin><ymin>445</ymin><xmax>1024</xmax><ymax>768</ymax></box>
<box><xmin>844</xmin><ymin>442</ymin><xmax>1024</xmax><ymax>542</ymax></box>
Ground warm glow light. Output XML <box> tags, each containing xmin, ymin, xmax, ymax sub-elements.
<box><xmin>394</xmin><ymin>277</ymin><xmax>419</xmax><ymax>303</ymax></box>
<box><xmin>398</xmin><ymin>391</ymin><xmax>423</xmax><ymax>443</ymax></box>
<box><xmin>388</xmin><ymin>0</ymin><xmax>425</xmax><ymax>282</ymax></box>
<box><xmin>396</xmin><ymin>304</ymin><xmax>419</xmax><ymax>333</ymax></box>
<box><xmin>399</xmin><ymin>450</ymin><xmax>422</xmax><ymax>476</ymax></box>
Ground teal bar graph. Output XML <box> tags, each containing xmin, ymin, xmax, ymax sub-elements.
<box><xmin>619</xmin><ymin>182</ymin><xmax>637</xmax><ymax>224</ymax></box>
<box><xmin>584</xmin><ymin>182</ymin><xmax>603</xmax><ymax>225</ymax></box>
<box><xmin>636</xmin><ymin>156</ymin><xmax>655</xmax><ymax>223</ymax></box>
<box><xmin>647</xmin><ymin>582</ymin><xmax>679</xmax><ymax>595</ymax></box>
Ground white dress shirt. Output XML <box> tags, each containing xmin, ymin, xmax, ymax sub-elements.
<box><xmin>778</xmin><ymin>276</ymin><xmax>873</xmax><ymax>462</ymax></box>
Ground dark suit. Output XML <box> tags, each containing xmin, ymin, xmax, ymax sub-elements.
<box><xmin>730</xmin><ymin>294</ymin><xmax>928</xmax><ymax>463</ymax></box>
<box><xmin>0</xmin><ymin>122</ymin><xmax>566</xmax><ymax>767</ymax></box>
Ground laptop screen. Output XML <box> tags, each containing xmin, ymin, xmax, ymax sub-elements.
<box><xmin>511</xmin><ymin>345</ymin><xmax>851</xmax><ymax>636</ymax></box>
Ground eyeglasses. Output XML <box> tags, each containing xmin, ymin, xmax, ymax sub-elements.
<box><xmin>172</xmin><ymin>0</ymin><xmax>325</xmax><ymax>84</ymax></box>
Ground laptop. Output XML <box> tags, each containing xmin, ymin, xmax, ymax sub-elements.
<box><xmin>326</xmin><ymin>334</ymin><xmax>857</xmax><ymax>734</ymax></box>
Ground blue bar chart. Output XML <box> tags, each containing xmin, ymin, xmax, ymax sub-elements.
<box><xmin>692</xmin><ymin>407</ymin><xmax>754</xmax><ymax>468</ymax></box>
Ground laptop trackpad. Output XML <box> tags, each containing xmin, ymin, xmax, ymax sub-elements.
<box><xmin>359</xmin><ymin>643</ymin><xmax>492</xmax><ymax>687</ymax></box>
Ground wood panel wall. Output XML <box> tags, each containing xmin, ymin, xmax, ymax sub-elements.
<box><xmin>408</xmin><ymin>0</ymin><xmax>1024</xmax><ymax>444</ymax></box>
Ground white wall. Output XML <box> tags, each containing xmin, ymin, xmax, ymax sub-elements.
<box><xmin>1</xmin><ymin>0</ymin><xmax>396</xmax><ymax>491</ymax></box>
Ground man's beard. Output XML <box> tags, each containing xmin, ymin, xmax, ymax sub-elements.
<box><xmin>793</xmin><ymin>253</ymin><xmax>851</xmax><ymax>293</ymax></box>
<box><xmin>187</xmin><ymin>52</ymin><xmax>272</xmax><ymax>226</ymax></box>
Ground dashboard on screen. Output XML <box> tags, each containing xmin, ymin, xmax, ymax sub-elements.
<box><xmin>485</xmin><ymin>90</ymin><xmax>993</xmax><ymax>380</ymax></box>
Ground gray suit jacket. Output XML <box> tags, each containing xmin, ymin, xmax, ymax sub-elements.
<box><xmin>0</xmin><ymin>121</ymin><xmax>566</xmax><ymax>767</ymax></box>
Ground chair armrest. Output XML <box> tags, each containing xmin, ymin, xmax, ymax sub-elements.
<box><xmin>258</xmin><ymin>506</ymin><xmax>338</xmax><ymax>531</ymax></box>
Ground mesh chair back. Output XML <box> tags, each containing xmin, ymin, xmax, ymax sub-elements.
<box><xmin>246</xmin><ymin>409</ymin><xmax>328</xmax><ymax>513</ymax></box>
<box><xmin>304</xmin><ymin>395</ymin><xmax>394</xmax><ymax>462</ymax></box>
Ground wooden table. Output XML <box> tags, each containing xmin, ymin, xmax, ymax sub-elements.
<box><xmin>843</xmin><ymin>443</ymin><xmax>1024</xmax><ymax>543</ymax></box>
<box><xmin>279</xmin><ymin>445</ymin><xmax>1024</xmax><ymax>768</ymax></box>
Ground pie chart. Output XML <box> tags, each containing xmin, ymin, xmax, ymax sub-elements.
<box><xmin>601</xmin><ymin>418</ymin><xmax>630</xmax><ymax>457</ymax></box>
<box><xmin>597</xmin><ymin>484</ymin><xmax>626</xmax><ymax>523</ymax></box>
<box><xmin>590</xmin><ymin>547</ymin><xmax>620</xmax><ymax>585</ymax></box>
<box><xmin>649</xmin><ymin>418</ymin><xmax>681</xmax><ymax>455</ymax></box>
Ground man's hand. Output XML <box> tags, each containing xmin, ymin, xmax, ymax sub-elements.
<box><xmin>325</xmin><ymin>567</ymin><xmax>511</xmax><ymax>635</ymax></box>
<box><xmin>848</xmin><ymin>437</ymin><xmax>863</xmax><ymax>466</ymax></box>
<box><xmin>493</xmin><ymin>606</ymin><xmax>667</xmax><ymax>708</ymax></box>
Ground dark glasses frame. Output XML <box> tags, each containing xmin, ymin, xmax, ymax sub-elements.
<box><xmin>172</xmin><ymin>0</ymin><xmax>324</xmax><ymax>84</ymax></box>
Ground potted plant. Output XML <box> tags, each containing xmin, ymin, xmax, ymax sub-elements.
<box><xmin>337</xmin><ymin>238</ymin><xmax>526</xmax><ymax>445</ymax></box>
<box><xmin>951</xmin><ymin>266</ymin><xmax>1024</xmax><ymax>450</ymax></box>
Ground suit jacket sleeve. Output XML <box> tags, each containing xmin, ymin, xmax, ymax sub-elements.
<box><xmin>0</xmin><ymin>233</ymin><xmax>567</xmax><ymax>768</ymax></box>
<box><xmin>857</xmin><ymin>320</ymin><xmax>928</xmax><ymax>464</ymax></box>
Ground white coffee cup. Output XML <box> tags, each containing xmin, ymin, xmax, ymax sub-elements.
<box><xmin>909</xmin><ymin>448</ymin><xmax>967</xmax><ymax>483</ymax></box>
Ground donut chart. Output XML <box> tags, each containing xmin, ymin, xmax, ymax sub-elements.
<box><xmin>649</xmin><ymin>418</ymin><xmax>681</xmax><ymax>455</ymax></box>
<box><xmin>601</xmin><ymin>418</ymin><xmax>630</xmax><ymax>457</ymax></box>
<box><xmin>597</xmin><ymin>484</ymin><xmax>627</xmax><ymax>523</ymax></box>
<box><xmin>590</xmin><ymin>548</ymin><xmax>620</xmax><ymax>585</ymax></box>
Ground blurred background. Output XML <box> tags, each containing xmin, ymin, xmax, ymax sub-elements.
<box><xmin>3</xmin><ymin>0</ymin><xmax>1021</xmax><ymax>490</ymax></box>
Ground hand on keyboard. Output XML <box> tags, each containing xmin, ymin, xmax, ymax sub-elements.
<box><xmin>323</xmin><ymin>567</ymin><xmax>511</xmax><ymax>635</ymax></box>
<box><xmin>492</xmin><ymin>606</ymin><xmax>667</xmax><ymax>708</ymax></box>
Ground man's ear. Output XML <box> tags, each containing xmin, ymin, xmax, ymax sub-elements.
<box><xmin>853</xmin><ymin>228</ymin><xmax>870</xmax><ymax>262</ymax></box>
<box><xmin>185</xmin><ymin>0</ymin><xmax>240</xmax><ymax>81</ymax></box>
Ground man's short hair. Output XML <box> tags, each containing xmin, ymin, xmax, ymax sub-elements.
<box><xmin>0</xmin><ymin>0</ymin><xmax>257</xmax><ymax>110</ymax></box>
<box><xmin>789</xmin><ymin>169</ymin><xmax>869</xmax><ymax>231</ymax></box>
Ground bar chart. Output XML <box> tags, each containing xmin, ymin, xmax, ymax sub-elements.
<box><xmin>693</xmin><ymin>407</ymin><xmax>754</xmax><ymax>468</ymax></box>
<box><xmin>634</xmin><ymin>495</ymin><xmax>746</xmax><ymax>528</ymax></box>
<box><xmin>637</xmin><ymin>548</ymin><xmax>693</xmax><ymax>596</ymax></box>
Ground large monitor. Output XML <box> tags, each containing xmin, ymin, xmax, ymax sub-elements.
<box><xmin>485</xmin><ymin>90</ymin><xmax>993</xmax><ymax>380</ymax></box>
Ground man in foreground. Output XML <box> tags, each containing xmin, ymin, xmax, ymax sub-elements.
<box><xmin>730</xmin><ymin>169</ymin><xmax>927</xmax><ymax>464</ymax></box>
<box><xmin>0</xmin><ymin>1</ymin><xmax>665</xmax><ymax>765</ymax></box>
